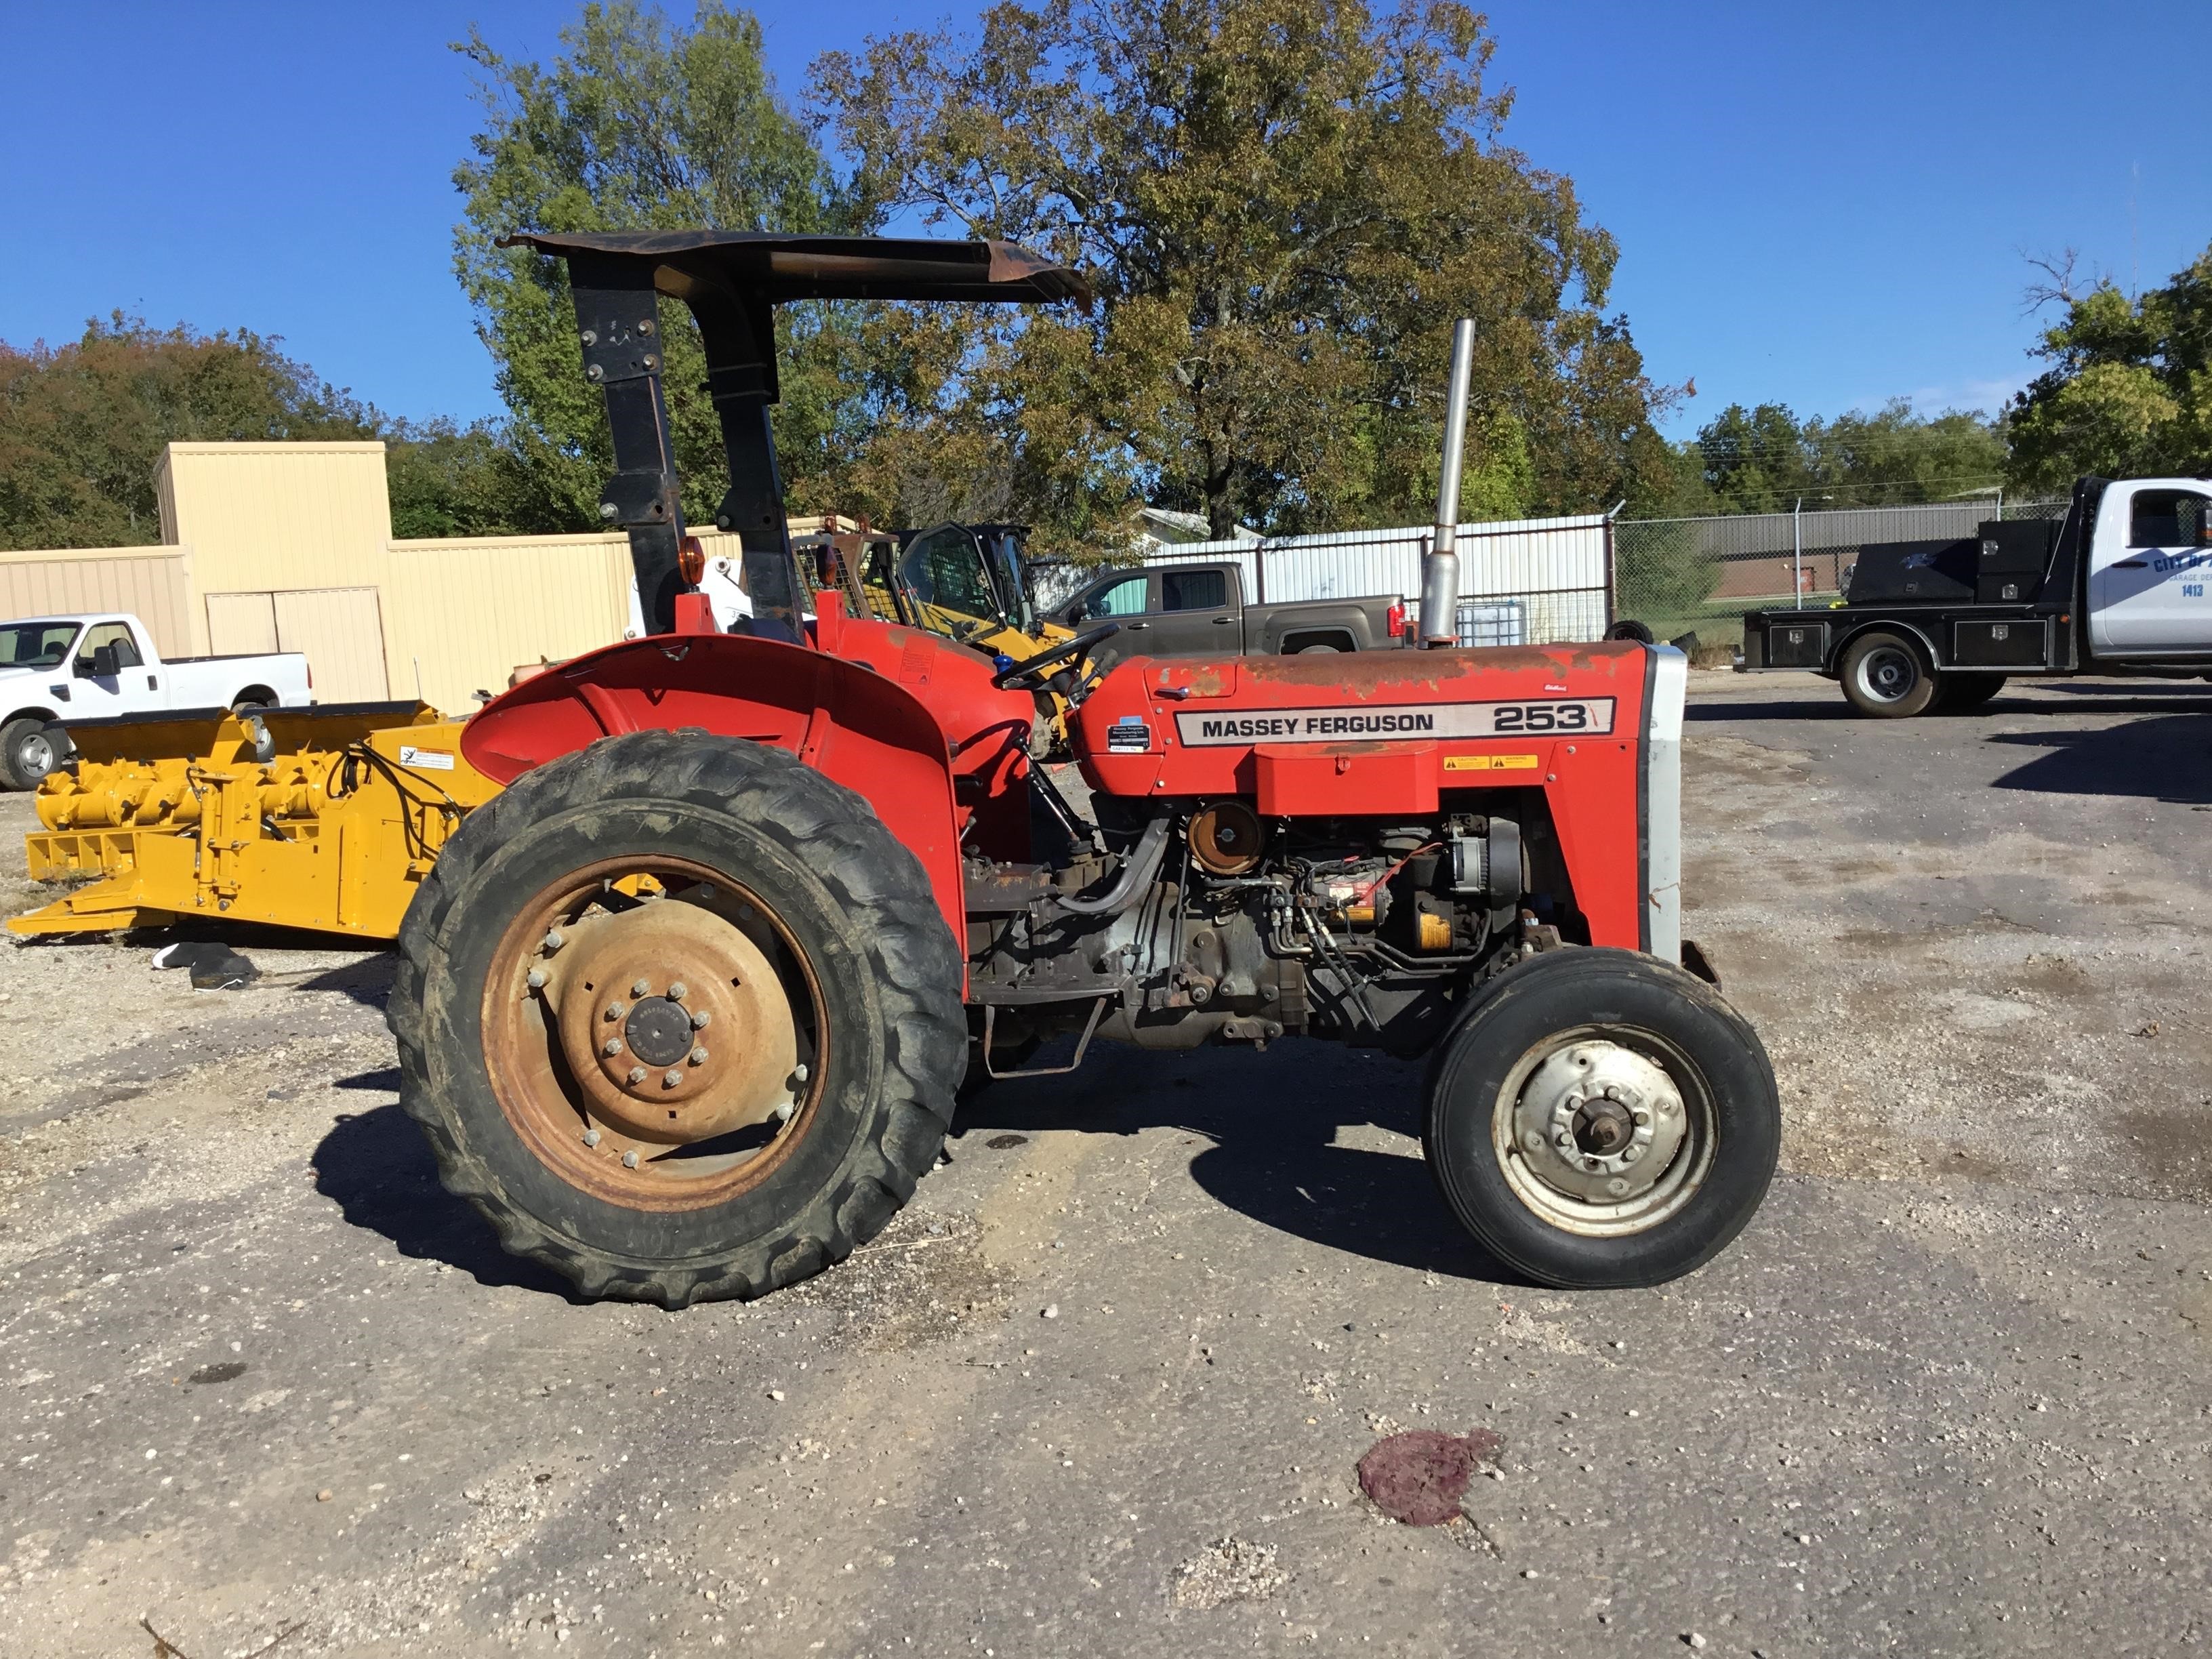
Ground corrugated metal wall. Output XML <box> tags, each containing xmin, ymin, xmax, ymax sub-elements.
<box><xmin>1134</xmin><ymin>514</ymin><xmax>1614</xmax><ymax>644</ymax></box>
<box><xmin>0</xmin><ymin>546</ymin><xmax>195</xmax><ymax>656</ymax></box>
<box><xmin>157</xmin><ymin>443</ymin><xmax>397</xmax><ymax>663</ymax></box>
<box><xmin>385</xmin><ymin>533</ymin><xmax>634</xmax><ymax>712</ymax></box>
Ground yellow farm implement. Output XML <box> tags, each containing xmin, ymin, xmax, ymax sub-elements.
<box><xmin>10</xmin><ymin>703</ymin><xmax>501</xmax><ymax>941</ymax></box>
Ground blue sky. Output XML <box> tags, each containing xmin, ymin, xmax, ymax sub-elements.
<box><xmin>1</xmin><ymin>1</ymin><xmax>2205</xmax><ymax>449</ymax></box>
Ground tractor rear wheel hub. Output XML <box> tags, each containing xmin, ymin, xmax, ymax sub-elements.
<box><xmin>546</xmin><ymin>897</ymin><xmax>798</xmax><ymax>1145</ymax></box>
<box><xmin>624</xmin><ymin>997</ymin><xmax>695</xmax><ymax>1067</ymax></box>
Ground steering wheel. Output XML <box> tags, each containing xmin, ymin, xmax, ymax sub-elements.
<box><xmin>991</xmin><ymin>622</ymin><xmax>1122</xmax><ymax>691</ymax></box>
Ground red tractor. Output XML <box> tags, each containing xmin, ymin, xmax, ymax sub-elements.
<box><xmin>390</xmin><ymin>232</ymin><xmax>1778</xmax><ymax>1305</ymax></box>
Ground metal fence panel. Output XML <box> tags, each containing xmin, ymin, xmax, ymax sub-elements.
<box><xmin>1029</xmin><ymin>512</ymin><xmax>1612</xmax><ymax>645</ymax></box>
<box><xmin>1612</xmin><ymin>499</ymin><xmax>2069</xmax><ymax>643</ymax></box>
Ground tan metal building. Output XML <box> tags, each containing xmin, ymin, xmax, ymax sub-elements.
<box><xmin>2</xmin><ymin>444</ymin><xmax>777</xmax><ymax>714</ymax></box>
<box><xmin>0</xmin><ymin>544</ymin><xmax>197</xmax><ymax>657</ymax></box>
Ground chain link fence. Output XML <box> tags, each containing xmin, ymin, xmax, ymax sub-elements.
<box><xmin>1614</xmin><ymin>499</ymin><xmax>2069</xmax><ymax>647</ymax></box>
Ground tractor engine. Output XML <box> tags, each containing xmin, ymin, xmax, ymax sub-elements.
<box><xmin>966</xmin><ymin>792</ymin><xmax>1553</xmax><ymax>1062</ymax></box>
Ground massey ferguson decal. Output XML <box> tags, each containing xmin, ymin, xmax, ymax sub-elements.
<box><xmin>1173</xmin><ymin>698</ymin><xmax>1616</xmax><ymax>745</ymax></box>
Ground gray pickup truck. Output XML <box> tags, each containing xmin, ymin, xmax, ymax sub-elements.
<box><xmin>1050</xmin><ymin>560</ymin><xmax>1406</xmax><ymax>672</ymax></box>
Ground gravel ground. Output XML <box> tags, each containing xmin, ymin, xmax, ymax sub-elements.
<box><xmin>1</xmin><ymin>668</ymin><xmax>2208</xmax><ymax>1658</ymax></box>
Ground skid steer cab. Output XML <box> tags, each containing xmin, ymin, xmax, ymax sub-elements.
<box><xmin>387</xmin><ymin>230</ymin><xmax>1780</xmax><ymax>1308</ymax></box>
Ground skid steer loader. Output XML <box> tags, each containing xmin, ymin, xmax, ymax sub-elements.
<box><xmin>387</xmin><ymin>230</ymin><xmax>1780</xmax><ymax>1307</ymax></box>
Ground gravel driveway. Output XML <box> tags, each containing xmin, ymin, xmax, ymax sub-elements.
<box><xmin>1</xmin><ymin>669</ymin><xmax>2206</xmax><ymax>1657</ymax></box>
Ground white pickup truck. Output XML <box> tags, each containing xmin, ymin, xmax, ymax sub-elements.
<box><xmin>0</xmin><ymin>612</ymin><xmax>313</xmax><ymax>788</ymax></box>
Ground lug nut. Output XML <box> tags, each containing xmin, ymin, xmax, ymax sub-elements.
<box><xmin>583</xmin><ymin>1128</ymin><xmax>600</xmax><ymax>1148</ymax></box>
<box><xmin>792</xmin><ymin>1063</ymin><xmax>810</xmax><ymax>1084</ymax></box>
<box><xmin>1555</xmin><ymin>1132</ymin><xmax>1574</xmax><ymax>1150</ymax></box>
<box><xmin>542</xmin><ymin>929</ymin><xmax>565</xmax><ymax>954</ymax></box>
<box><xmin>526</xmin><ymin>968</ymin><xmax>546</xmax><ymax>990</ymax></box>
<box><xmin>689</xmin><ymin>1046</ymin><xmax>708</xmax><ymax>1066</ymax></box>
<box><xmin>605</xmin><ymin>1001</ymin><xmax>626</xmax><ymax>1021</ymax></box>
<box><xmin>632</xmin><ymin>979</ymin><xmax>652</xmax><ymax>997</ymax></box>
<box><xmin>662</xmin><ymin>1070</ymin><xmax>684</xmax><ymax>1088</ymax></box>
<box><xmin>602</xmin><ymin>1038</ymin><xmax>623</xmax><ymax>1057</ymax></box>
<box><xmin>1622</xmin><ymin>1145</ymin><xmax>1643</xmax><ymax>1163</ymax></box>
<box><xmin>667</xmin><ymin>981</ymin><xmax>688</xmax><ymax>1000</ymax></box>
<box><xmin>690</xmin><ymin>1010</ymin><xmax>712</xmax><ymax>1030</ymax></box>
<box><xmin>627</xmin><ymin>1065</ymin><xmax>648</xmax><ymax>1085</ymax></box>
<box><xmin>1632</xmin><ymin>1109</ymin><xmax>1651</xmax><ymax>1126</ymax></box>
<box><xmin>621</xmin><ymin>1150</ymin><xmax>640</xmax><ymax>1169</ymax></box>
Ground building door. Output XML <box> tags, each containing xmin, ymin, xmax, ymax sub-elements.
<box><xmin>205</xmin><ymin>587</ymin><xmax>390</xmax><ymax>702</ymax></box>
<box><xmin>205</xmin><ymin>592</ymin><xmax>279</xmax><ymax>655</ymax></box>
<box><xmin>274</xmin><ymin>588</ymin><xmax>390</xmax><ymax>702</ymax></box>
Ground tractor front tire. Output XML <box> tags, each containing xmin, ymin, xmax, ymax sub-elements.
<box><xmin>1425</xmin><ymin>948</ymin><xmax>1780</xmax><ymax>1288</ymax></box>
<box><xmin>1839</xmin><ymin>631</ymin><xmax>1936</xmax><ymax>717</ymax></box>
<box><xmin>388</xmin><ymin>731</ymin><xmax>966</xmax><ymax>1307</ymax></box>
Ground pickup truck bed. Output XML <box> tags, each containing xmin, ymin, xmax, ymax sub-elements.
<box><xmin>1739</xmin><ymin>476</ymin><xmax>2212</xmax><ymax>716</ymax></box>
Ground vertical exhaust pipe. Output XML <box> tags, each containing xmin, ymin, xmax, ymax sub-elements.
<box><xmin>1421</xmin><ymin>318</ymin><xmax>1477</xmax><ymax>647</ymax></box>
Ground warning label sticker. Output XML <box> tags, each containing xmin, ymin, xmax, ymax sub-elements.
<box><xmin>398</xmin><ymin>745</ymin><xmax>457</xmax><ymax>772</ymax></box>
<box><xmin>1443</xmin><ymin>754</ymin><xmax>1541</xmax><ymax>771</ymax></box>
<box><xmin>1173</xmin><ymin>699</ymin><xmax>1614</xmax><ymax>746</ymax></box>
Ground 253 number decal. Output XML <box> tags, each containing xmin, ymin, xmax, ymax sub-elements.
<box><xmin>1493</xmin><ymin>703</ymin><xmax>1591</xmax><ymax>733</ymax></box>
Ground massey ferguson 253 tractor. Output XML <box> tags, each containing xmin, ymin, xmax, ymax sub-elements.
<box><xmin>390</xmin><ymin>231</ymin><xmax>1780</xmax><ymax>1306</ymax></box>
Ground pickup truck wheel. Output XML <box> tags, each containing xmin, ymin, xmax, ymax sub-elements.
<box><xmin>1839</xmin><ymin>631</ymin><xmax>1936</xmax><ymax>718</ymax></box>
<box><xmin>1294</xmin><ymin>643</ymin><xmax>1342</xmax><ymax>654</ymax></box>
<box><xmin>1424</xmin><ymin>948</ymin><xmax>1780</xmax><ymax>1288</ymax></box>
<box><xmin>0</xmin><ymin>718</ymin><xmax>59</xmax><ymax>790</ymax></box>
<box><xmin>388</xmin><ymin>731</ymin><xmax>966</xmax><ymax>1307</ymax></box>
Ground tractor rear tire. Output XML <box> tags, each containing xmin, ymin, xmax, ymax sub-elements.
<box><xmin>0</xmin><ymin>718</ymin><xmax>59</xmax><ymax>790</ymax></box>
<box><xmin>1839</xmin><ymin>631</ymin><xmax>1936</xmax><ymax>717</ymax></box>
<box><xmin>1424</xmin><ymin>948</ymin><xmax>1780</xmax><ymax>1288</ymax></box>
<box><xmin>388</xmin><ymin>730</ymin><xmax>966</xmax><ymax>1307</ymax></box>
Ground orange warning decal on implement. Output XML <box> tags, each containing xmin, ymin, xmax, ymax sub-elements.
<box><xmin>1443</xmin><ymin>754</ymin><xmax>1541</xmax><ymax>772</ymax></box>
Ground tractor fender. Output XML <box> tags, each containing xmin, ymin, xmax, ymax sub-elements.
<box><xmin>461</xmin><ymin>634</ymin><xmax>968</xmax><ymax>957</ymax></box>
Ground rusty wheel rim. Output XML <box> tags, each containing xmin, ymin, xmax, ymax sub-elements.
<box><xmin>482</xmin><ymin>856</ymin><xmax>827</xmax><ymax>1212</ymax></box>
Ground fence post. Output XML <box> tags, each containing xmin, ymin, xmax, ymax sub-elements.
<box><xmin>1792</xmin><ymin>497</ymin><xmax>1803</xmax><ymax>602</ymax></box>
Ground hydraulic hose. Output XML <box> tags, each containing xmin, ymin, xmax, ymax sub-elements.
<box><xmin>1047</xmin><ymin>813</ymin><xmax>1172</xmax><ymax>920</ymax></box>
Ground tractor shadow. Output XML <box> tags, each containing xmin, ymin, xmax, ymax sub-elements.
<box><xmin>311</xmin><ymin>1084</ymin><xmax>587</xmax><ymax>1303</ymax></box>
<box><xmin>1987</xmin><ymin>713</ymin><xmax>2212</xmax><ymax>804</ymax></box>
<box><xmin>954</xmin><ymin>1037</ymin><xmax>1528</xmax><ymax>1286</ymax></box>
<box><xmin>311</xmin><ymin>1042</ymin><xmax>1525</xmax><ymax>1296</ymax></box>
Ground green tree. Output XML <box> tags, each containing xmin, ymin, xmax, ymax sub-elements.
<box><xmin>384</xmin><ymin>420</ymin><xmax>542</xmax><ymax>539</ymax></box>
<box><xmin>454</xmin><ymin>1</ymin><xmax>890</xmax><ymax>531</ymax></box>
<box><xmin>1687</xmin><ymin>398</ymin><xmax>2007</xmax><ymax>514</ymax></box>
<box><xmin>820</xmin><ymin>0</ymin><xmax>1671</xmax><ymax>543</ymax></box>
<box><xmin>0</xmin><ymin>313</ymin><xmax>381</xmax><ymax>550</ymax></box>
<box><xmin>1692</xmin><ymin>402</ymin><xmax>1814</xmax><ymax>514</ymax></box>
<box><xmin>2006</xmin><ymin>244</ymin><xmax>2212</xmax><ymax>491</ymax></box>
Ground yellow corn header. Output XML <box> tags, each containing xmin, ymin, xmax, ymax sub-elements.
<box><xmin>11</xmin><ymin>703</ymin><xmax>501</xmax><ymax>940</ymax></box>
